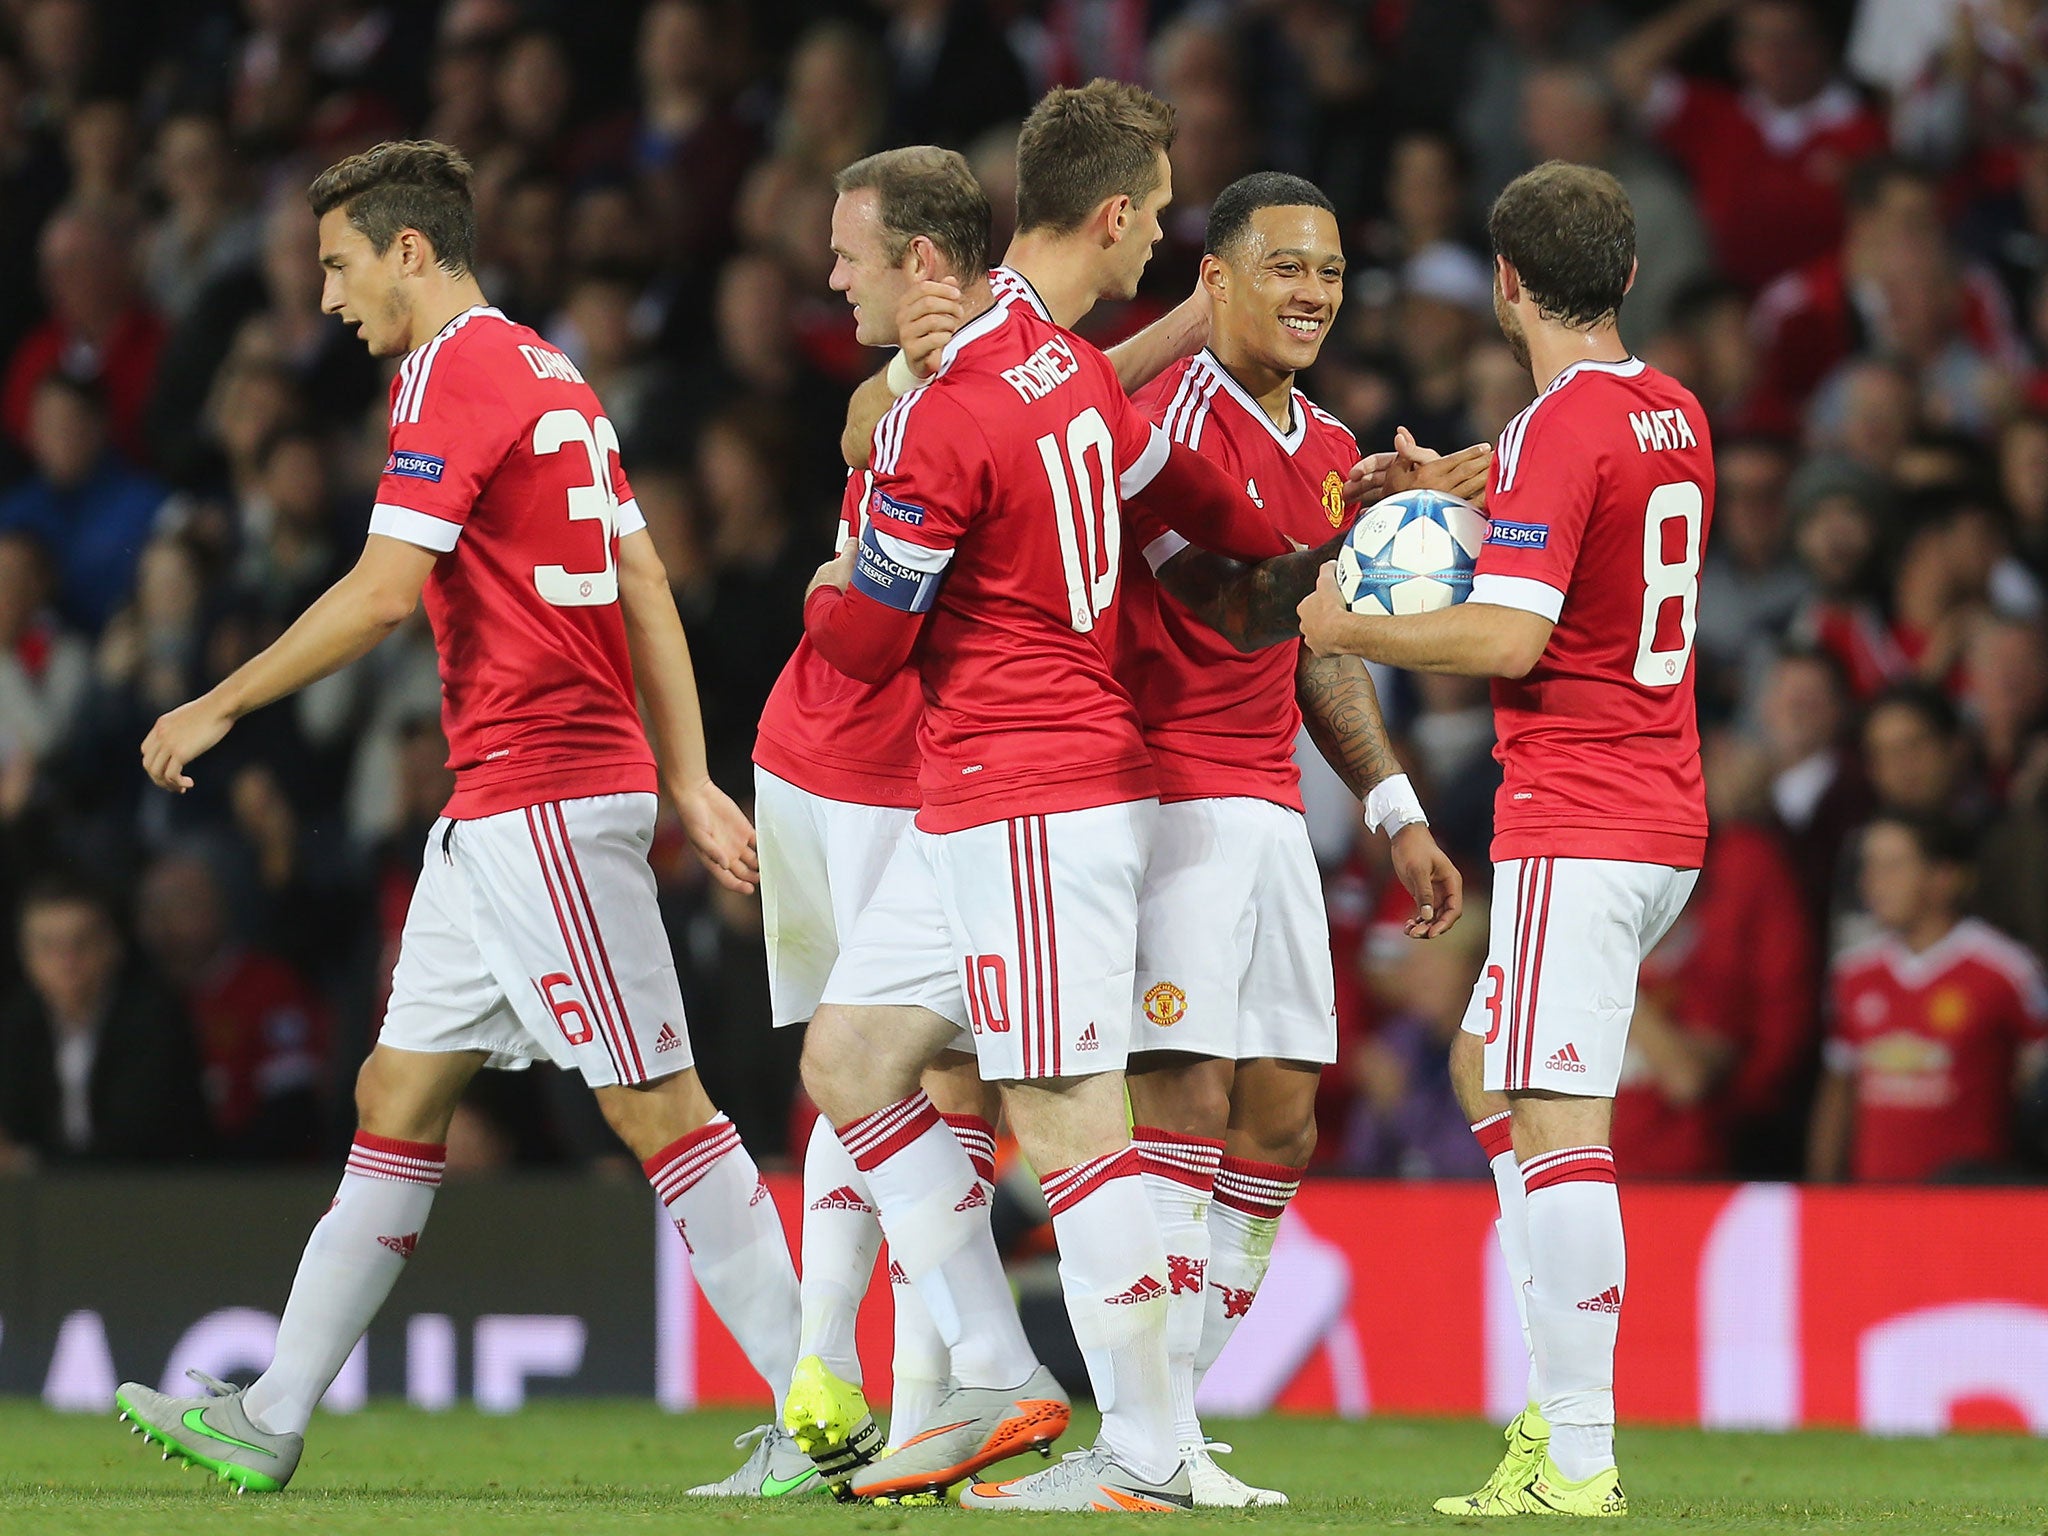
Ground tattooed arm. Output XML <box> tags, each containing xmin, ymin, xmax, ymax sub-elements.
<box><xmin>1295</xmin><ymin>647</ymin><xmax>1466</xmax><ymax>939</ymax></box>
<box><xmin>1153</xmin><ymin>534</ymin><xmax>1346</xmax><ymax>654</ymax></box>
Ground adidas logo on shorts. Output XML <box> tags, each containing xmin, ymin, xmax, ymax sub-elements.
<box><xmin>1075</xmin><ymin>1022</ymin><xmax>1099</xmax><ymax>1051</ymax></box>
<box><xmin>1545</xmin><ymin>1042</ymin><xmax>1587</xmax><ymax>1073</ymax></box>
<box><xmin>888</xmin><ymin>1260</ymin><xmax>909</xmax><ymax>1284</ymax></box>
<box><xmin>1577</xmin><ymin>1285</ymin><xmax>1623</xmax><ymax>1314</ymax></box>
<box><xmin>655</xmin><ymin>1023</ymin><xmax>682</xmax><ymax>1054</ymax></box>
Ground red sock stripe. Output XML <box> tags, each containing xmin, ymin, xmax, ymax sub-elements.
<box><xmin>1132</xmin><ymin>1126</ymin><xmax>1225</xmax><ymax>1191</ymax></box>
<box><xmin>346</xmin><ymin>1133</ymin><xmax>446</xmax><ymax>1186</ymax></box>
<box><xmin>1041</xmin><ymin>1145</ymin><xmax>1140</xmax><ymax>1217</ymax></box>
<box><xmin>1520</xmin><ymin>1145</ymin><xmax>1616</xmax><ymax>1194</ymax></box>
<box><xmin>942</xmin><ymin>1113</ymin><xmax>998</xmax><ymax>1184</ymax></box>
<box><xmin>643</xmin><ymin>1115</ymin><xmax>741</xmax><ymax>1204</ymax></box>
<box><xmin>1471</xmin><ymin>1112</ymin><xmax>1513</xmax><ymax>1163</ymax></box>
<box><xmin>1213</xmin><ymin>1155</ymin><xmax>1304</xmax><ymax>1220</ymax></box>
<box><xmin>837</xmin><ymin>1092</ymin><xmax>941</xmax><ymax>1172</ymax></box>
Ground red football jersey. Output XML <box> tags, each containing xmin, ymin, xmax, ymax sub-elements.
<box><xmin>1123</xmin><ymin>351</ymin><xmax>1359</xmax><ymax>810</ymax></box>
<box><xmin>860</xmin><ymin>287</ymin><xmax>1173</xmax><ymax>832</ymax></box>
<box><xmin>753</xmin><ymin>471</ymin><xmax>923</xmax><ymax>809</ymax></box>
<box><xmin>1826</xmin><ymin>919</ymin><xmax>2048</xmax><ymax>1183</ymax></box>
<box><xmin>369</xmin><ymin>305</ymin><xmax>656</xmax><ymax>819</ymax></box>
<box><xmin>1475</xmin><ymin>357</ymin><xmax>1713</xmax><ymax>867</ymax></box>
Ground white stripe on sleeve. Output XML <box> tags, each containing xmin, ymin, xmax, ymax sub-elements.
<box><xmin>1143</xmin><ymin>530</ymin><xmax>1190</xmax><ymax>571</ymax></box>
<box><xmin>369</xmin><ymin>502</ymin><xmax>463</xmax><ymax>552</ymax></box>
<box><xmin>1118</xmin><ymin>422</ymin><xmax>1170</xmax><ymax>499</ymax></box>
<box><xmin>871</xmin><ymin>528</ymin><xmax>954</xmax><ymax>573</ymax></box>
<box><xmin>614</xmin><ymin>497</ymin><xmax>646</xmax><ymax>535</ymax></box>
<box><xmin>1470</xmin><ymin>572</ymin><xmax>1565</xmax><ymax>622</ymax></box>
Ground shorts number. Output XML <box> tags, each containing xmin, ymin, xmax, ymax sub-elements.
<box><xmin>965</xmin><ymin>954</ymin><xmax>1011</xmax><ymax>1035</ymax></box>
<box><xmin>1633</xmin><ymin>480</ymin><xmax>1702</xmax><ymax>687</ymax></box>
<box><xmin>1036</xmin><ymin>407</ymin><xmax>1120</xmax><ymax>633</ymax></box>
<box><xmin>536</xmin><ymin>972</ymin><xmax>594</xmax><ymax>1046</ymax></box>
<box><xmin>1480</xmin><ymin>963</ymin><xmax>1506</xmax><ymax>1045</ymax></box>
<box><xmin>532</xmin><ymin>408</ymin><xmax>623</xmax><ymax>608</ymax></box>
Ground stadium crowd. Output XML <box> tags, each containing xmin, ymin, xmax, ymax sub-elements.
<box><xmin>0</xmin><ymin>0</ymin><xmax>2043</xmax><ymax>1186</ymax></box>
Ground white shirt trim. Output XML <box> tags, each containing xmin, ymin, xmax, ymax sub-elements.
<box><xmin>392</xmin><ymin>305</ymin><xmax>507</xmax><ymax>425</ymax></box>
<box><xmin>871</xmin><ymin>528</ymin><xmax>954</xmax><ymax>573</ymax></box>
<box><xmin>1495</xmin><ymin>356</ymin><xmax>1644</xmax><ymax>494</ymax></box>
<box><xmin>370</xmin><ymin>502</ymin><xmax>462</xmax><ymax>553</ymax></box>
<box><xmin>615</xmin><ymin>497</ymin><xmax>646</xmax><ymax>536</ymax></box>
<box><xmin>1470</xmin><ymin>572</ymin><xmax>1564</xmax><ymax>622</ymax></box>
<box><xmin>1144</xmin><ymin>530</ymin><xmax>1190</xmax><ymax>571</ymax></box>
<box><xmin>1119</xmin><ymin>422</ymin><xmax>1171</xmax><ymax>499</ymax></box>
<box><xmin>1193</xmin><ymin>349</ymin><xmax>1306</xmax><ymax>455</ymax></box>
<box><xmin>991</xmin><ymin>265</ymin><xmax>1053</xmax><ymax>322</ymax></box>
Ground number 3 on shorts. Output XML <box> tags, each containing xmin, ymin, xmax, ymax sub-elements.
<box><xmin>1480</xmin><ymin>963</ymin><xmax>1506</xmax><ymax>1045</ymax></box>
<box><xmin>1634</xmin><ymin>480</ymin><xmax>1702</xmax><ymax>688</ymax></box>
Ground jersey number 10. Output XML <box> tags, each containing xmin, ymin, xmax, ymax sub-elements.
<box><xmin>1036</xmin><ymin>406</ymin><xmax>1121</xmax><ymax>633</ymax></box>
<box><xmin>532</xmin><ymin>407</ymin><xmax>623</xmax><ymax>608</ymax></box>
<box><xmin>1634</xmin><ymin>480</ymin><xmax>1703</xmax><ymax>688</ymax></box>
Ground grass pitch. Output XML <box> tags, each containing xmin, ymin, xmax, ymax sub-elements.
<box><xmin>1</xmin><ymin>1401</ymin><xmax>2042</xmax><ymax>1534</ymax></box>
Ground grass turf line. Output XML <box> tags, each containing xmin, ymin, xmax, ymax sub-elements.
<box><xmin>2</xmin><ymin>1401</ymin><xmax>2043</xmax><ymax>1534</ymax></box>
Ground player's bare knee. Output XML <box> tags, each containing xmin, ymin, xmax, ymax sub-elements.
<box><xmin>1448</xmin><ymin>1030</ymin><xmax>1502</xmax><ymax>1125</ymax></box>
<box><xmin>1126</xmin><ymin>1053</ymin><xmax>1233</xmax><ymax>1139</ymax></box>
<box><xmin>595</xmin><ymin>1068</ymin><xmax>717</xmax><ymax>1158</ymax></box>
<box><xmin>353</xmin><ymin>1047</ymin><xmax>469</xmax><ymax>1144</ymax></box>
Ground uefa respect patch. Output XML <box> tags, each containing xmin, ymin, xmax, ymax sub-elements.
<box><xmin>870</xmin><ymin>487</ymin><xmax>926</xmax><ymax>526</ymax></box>
<box><xmin>1485</xmin><ymin>518</ymin><xmax>1548</xmax><ymax>549</ymax></box>
<box><xmin>386</xmin><ymin>451</ymin><xmax>446</xmax><ymax>483</ymax></box>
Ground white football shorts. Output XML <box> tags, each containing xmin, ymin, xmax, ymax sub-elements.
<box><xmin>1461</xmin><ymin>855</ymin><xmax>1700</xmax><ymax>1096</ymax></box>
<box><xmin>824</xmin><ymin>799</ymin><xmax>1155</xmax><ymax>1079</ymax></box>
<box><xmin>1132</xmin><ymin>797</ymin><xmax>1338</xmax><ymax>1064</ymax></box>
<box><xmin>380</xmin><ymin>792</ymin><xmax>691</xmax><ymax>1088</ymax></box>
<box><xmin>754</xmin><ymin>767</ymin><xmax>916</xmax><ymax>1027</ymax></box>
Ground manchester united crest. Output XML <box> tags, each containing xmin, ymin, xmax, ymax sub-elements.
<box><xmin>1143</xmin><ymin>981</ymin><xmax>1187</xmax><ymax>1027</ymax></box>
<box><xmin>1321</xmin><ymin>470</ymin><xmax>1345</xmax><ymax>527</ymax></box>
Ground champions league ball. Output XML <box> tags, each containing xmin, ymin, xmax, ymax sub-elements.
<box><xmin>1334</xmin><ymin>488</ymin><xmax>1488</xmax><ymax>617</ymax></box>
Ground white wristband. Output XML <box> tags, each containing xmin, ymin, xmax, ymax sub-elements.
<box><xmin>886</xmin><ymin>350</ymin><xmax>922</xmax><ymax>396</ymax></box>
<box><xmin>1364</xmin><ymin>773</ymin><xmax>1429</xmax><ymax>836</ymax></box>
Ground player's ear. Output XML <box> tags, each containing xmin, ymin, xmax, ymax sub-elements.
<box><xmin>1623</xmin><ymin>257</ymin><xmax>1638</xmax><ymax>297</ymax></box>
<box><xmin>1494</xmin><ymin>254</ymin><xmax>1519</xmax><ymax>304</ymax></box>
<box><xmin>1102</xmin><ymin>193</ymin><xmax>1132</xmax><ymax>248</ymax></box>
<box><xmin>1199</xmin><ymin>252</ymin><xmax>1228</xmax><ymax>305</ymax></box>
<box><xmin>904</xmin><ymin>234</ymin><xmax>940</xmax><ymax>280</ymax></box>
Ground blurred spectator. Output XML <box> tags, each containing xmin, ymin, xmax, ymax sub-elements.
<box><xmin>1756</xmin><ymin>646</ymin><xmax>1868</xmax><ymax>933</ymax></box>
<box><xmin>1338</xmin><ymin>895</ymin><xmax>1492</xmax><ymax>1178</ymax></box>
<box><xmin>1460</xmin><ymin>0</ymin><xmax>1624</xmax><ymax>214</ymax></box>
<box><xmin>1613</xmin><ymin>733</ymin><xmax>1818</xmax><ymax>1177</ymax></box>
<box><xmin>0</xmin><ymin>372</ymin><xmax>165</xmax><ymax>633</ymax></box>
<box><xmin>631</xmin><ymin>0</ymin><xmax>757</xmax><ymax>274</ymax></box>
<box><xmin>1862</xmin><ymin>681</ymin><xmax>1977</xmax><ymax>820</ymax></box>
<box><xmin>877</xmin><ymin>0</ymin><xmax>1031</xmax><ymax>151</ymax></box>
<box><xmin>1519</xmin><ymin>61</ymin><xmax>1709</xmax><ymax>339</ymax></box>
<box><xmin>136</xmin><ymin>849</ymin><xmax>328</xmax><ymax>1160</ymax></box>
<box><xmin>1610</xmin><ymin>0</ymin><xmax>1887</xmax><ymax>293</ymax></box>
<box><xmin>1810</xmin><ymin>812</ymin><xmax>2048</xmax><ymax>1181</ymax></box>
<box><xmin>1966</xmin><ymin>615</ymin><xmax>2048</xmax><ymax>802</ymax></box>
<box><xmin>143</xmin><ymin>113</ymin><xmax>262</xmax><ymax>323</ymax></box>
<box><xmin>0</xmin><ymin>530</ymin><xmax>87</xmax><ymax>792</ymax></box>
<box><xmin>0</xmin><ymin>872</ymin><xmax>207</xmax><ymax>1165</ymax></box>
<box><xmin>1782</xmin><ymin>453</ymin><xmax>1903</xmax><ymax>696</ymax></box>
<box><xmin>232</xmin><ymin>425</ymin><xmax>345</xmax><ymax>624</ymax></box>
<box><xmin>1696</xmin><ymin>435</ymin><xmax>1807</xmax><ymax>710</ymax></box>
<box><xmin>2</xmin><ymin>201</ymin><xmax>164</xmax><ymax>467</ymax></box>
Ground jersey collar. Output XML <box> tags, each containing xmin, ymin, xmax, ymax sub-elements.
<box><xmin>991</xmin><ymin>266</ymin><xmax>1053</xmax><ymax>323</ymax></box>
<box><xmin>414</xmin><ymin>304</ymin><xmax>506</xmax><ymax>354</ymax></box>
<box><xmin>1541</xmin><ymin>355</ymin><xmax>1645</xmax><ymax>396</ymax></box>
<box><xmin>1195</xmin><ymin>348</ymin><xmax>1306</xmax><ymax>455</ymax></box>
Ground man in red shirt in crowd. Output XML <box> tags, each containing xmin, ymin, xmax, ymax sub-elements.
<box><xmin>1609</xmin><ymin>0</ymin><xmax>1887</xmax><ymax>293</ymax></box>
<box><xmin>1810</xmin><ymin>812</ymin><xmax>2048</xmax><ymax>1182</ymax></box>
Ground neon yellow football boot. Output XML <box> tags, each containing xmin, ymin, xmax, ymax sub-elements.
<box><xmin>1454</xmin><ymin>1449</ymin><xmax>1627</xmax><ymax>1517</ymax></box>
<box><xmin>1432</xmin><ymin>1403</ymin><xmax>1550</xmax><ymax>1515</ymax></box>
<box><xmin>782</xmin><ymin>1354</ymin><xmax>884</xmax><ymax>1501</ymax></box>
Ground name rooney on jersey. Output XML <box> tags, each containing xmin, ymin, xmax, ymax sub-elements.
<box><xmin>1629</xmin><ymin>407</ymin><xmax>1698</xmax><ymax>453</ymax></box>
<box><xmin>1001</xmin><ymin>336</ymin><xmax>1080</xmax><ymax>403</ymax></box>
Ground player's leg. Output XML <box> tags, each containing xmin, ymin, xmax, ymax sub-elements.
<box><xmin>455</xmin><ymin>793</ymin><xmax>812</xmax><ymax>1494</ymax></box>
<box><xmin>117</xmin><ymin>824</ymin><xmax>507</xmax><ymax>1490</ymax></box>
<box><xmin>888</xmin><ymin>1050</ymin><xmax>1000</xmax><ymax>1449</ymax></box>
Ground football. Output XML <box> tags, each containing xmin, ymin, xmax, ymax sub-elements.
<box><xmin>1334</xmin><ymin>488</ymin><xmax>1489</xmax><ymax>616</ymax></box>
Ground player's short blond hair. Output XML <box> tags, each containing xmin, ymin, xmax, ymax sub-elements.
<box><xmin>1015</xmin><ymin>79</ymin><xmax>1177</xmax><ymax>236</ymax></box>
<box><xmin>308</xmin><ymin>140</ymin><xmax>476</xmax><ymax>274</ymax></box>
<box><xmin>834</xmin><ymin>145</ymin><xmax>991</xmax><ymax>280</ymax></box>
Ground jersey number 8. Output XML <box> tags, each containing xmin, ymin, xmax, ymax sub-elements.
<box><xmin>1036</xmin><ymin>406</ymin><xmax>1121</xmax><ymax>633</ymax></box>
<box><xmin>1634</xmin><ymin>480</ymin><xmax>1703</xmax><ymax>688</ymax></box>
<box><xmin>532</xmin><ymin>407</ymin><xmax>623</xmax><ymax>608</ymax></box>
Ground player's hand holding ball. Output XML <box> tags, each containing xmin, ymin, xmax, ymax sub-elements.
<box><xmin>140</xmin><ymin>692</ymin><xmax>236</xmax><ymax>792</ymax></box>
<box><xmin>1297</xmin><ymin>561</ymin><xmax>1353</xmax><ymax>658</ymax></box>
<box><xmin>673</xmin><ymin>776</ymin><xmax>761</xmax><ymax>895</ymax></box>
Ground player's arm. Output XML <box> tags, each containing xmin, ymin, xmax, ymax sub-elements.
<box><xmin>616</xmin><ymin>528</ymin><xmax>760</xmax><ymax>894</ymax></box>
<box><xmin>141</xmin><ymin>534</ymin><xmax>436</xmax><ymax>792</ymax></box>
<box><xmin>1104</xmin><ymin>279</ymin><xmax>1210</xmax><ymax>395</ymax></box>
<box><xmin>1297</xmin><ymin>564</ymin><xmax>1555</xmax><ymax>676</ymax></box>
<box><xmin>1295</xmin><ymin>649</ymin><xmax>1462</xmax><ymax>938</ymax></box>
<box><xmin>1153</xmin><ymin>439</ymin><xmax>1495</xmax><ymax>653</ymax></box>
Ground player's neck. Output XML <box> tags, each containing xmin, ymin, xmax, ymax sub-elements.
<box><xmin>404</xmin><ymin>274</ymin><xmax>492</xmax><ymax>353</ymax></box>
<box><xmin>999</xmin><ymin>233</ymin><xmax>1105</xmax><ymax>330</ymax></box>
<box><xmin>1207</xmin><ymin>336</ymin><xmax>1294</xmax><ymax>431</ymax></box>
<box><xmin>1899</xmin><ymin>911</ymin><xmax>1959</xmax><ymax>954</ymax></box>
<box><xmin>1524</xmin><ymin>319</ymin><xmax>1631</xmax><ymax>394</ymax></box>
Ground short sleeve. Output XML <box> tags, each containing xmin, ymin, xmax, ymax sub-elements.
<box><xmin>854</xmin><ymin>388</ymin><xmax>984</xmax><ymax>613</ymax></box>
<box><xmin>1471</xmin><ymin>407</ymin><xmax>1598</xmax><ymax>622</ymax></box>
<box><xmin>1102</xmin><ymin>381</ymin><xmax>1173</xmax><ymax>562</ymax></box>
<box><xmin>611</xmin><ymin>449</ymin><xmax>644</xmax><ymax>536</ymax></box>
<box><xmin>370</xmin><ymin>342</ymin><xmax>517</xmax><ymax>553</ymax></box>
